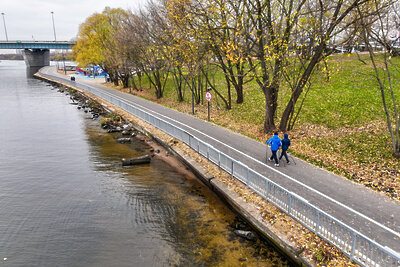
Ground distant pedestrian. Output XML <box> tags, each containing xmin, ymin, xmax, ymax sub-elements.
<box><xmin>279</xmin><ymin>133</ymin><xmax>291</xmax><ymax>164</ymax></box>
<box><xmin>266</xmin><ymin>132</ymin><xmax>282</xmax><ymax>167</ymax></box>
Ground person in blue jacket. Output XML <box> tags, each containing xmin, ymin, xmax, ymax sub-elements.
<box><xmin>266</xmin><ymin>132</ymin><xmax>282</xmax><ymax>166</ymax></box>
<box><xmin>279</xmin><ymin>133</ymin><xmax>291</xmax><ymax>164</ymax></box>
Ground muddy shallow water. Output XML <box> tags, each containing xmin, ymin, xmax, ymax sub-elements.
<box><xmin>0</xmin><ymin>61</ymin><xmax>290</xmax><ymax>266</ymax></box>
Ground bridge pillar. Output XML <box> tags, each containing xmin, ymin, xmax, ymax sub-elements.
<box><xmin>22</xmin><ymin>49</ymin><xmax>50</xmax><ymax>67</ymax></box>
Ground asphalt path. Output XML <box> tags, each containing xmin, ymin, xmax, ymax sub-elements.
<box><xmin>40</xmin><ymin>66</ymin><xmax>400</xmax><ymax>253</ymax></box>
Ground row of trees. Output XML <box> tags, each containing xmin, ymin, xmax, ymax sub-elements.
<box><xmin>73</xmin><ymin>1</ymin><xmax>397</xmax><ymax>138</ymax></box>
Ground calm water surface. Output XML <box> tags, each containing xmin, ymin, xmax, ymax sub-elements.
<box><xmin>0</xmin><ymin>61</ymin><xmax>290</xmax><ymax>266</ymax></box>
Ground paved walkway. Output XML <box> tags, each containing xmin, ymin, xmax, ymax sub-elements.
<box><xmin>40</xmin><ymin>67</ymin><xmax>400</xmax><ymax>254</ymax></box>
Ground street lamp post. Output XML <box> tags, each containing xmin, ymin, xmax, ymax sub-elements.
<box><xmin>1</xmin><ymin>12</ymin><xmax>8</xmax><ymax>41</ymax></box>
<box><xmin>51</xmin><ymin>11</ymin><xmax>56</xmax><ymax>41</ymax></box>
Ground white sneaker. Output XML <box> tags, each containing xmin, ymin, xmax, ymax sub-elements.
<box><xmin>275</xmin><ymin>163</ymin><xmax>279</xmax><ymax>167</ymax></box>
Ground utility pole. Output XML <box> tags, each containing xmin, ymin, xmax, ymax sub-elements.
<box><xmin>51</xmin><ymin>11</ymin><xmax>56</xmax><ymax>41</ymax></box>
<box><xmin>1</xmin><ymin>13</ymin><xmax>8</xmax><ymax>41</ymax></box>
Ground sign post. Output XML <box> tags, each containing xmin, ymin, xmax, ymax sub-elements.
<box><xmin>205</xmin><ymin>89</ymin><xmax>212</xmax><ymax>121</ymax></box>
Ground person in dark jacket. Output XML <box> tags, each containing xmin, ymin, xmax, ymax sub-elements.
<box><xmin>266</xmin><ymin>132</ymin><xmax>282</xmax><ymax>166</ymax></box>
<box><xmin>279</xmin><ymin>133</ymin><xmax>291</xmax><ymax>164</ymax></box>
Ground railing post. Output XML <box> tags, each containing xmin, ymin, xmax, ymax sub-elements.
<box><xmin>288</xmin><ymin>194</ymin><xmax>292</xmax><ymax>214</ymax></box>
<box><xmin>266</xmin><ymin>180</ymin><xmax>270</xmax><ymax>199</ymax></box>
<box><xmin>350</xmin><ymin>233</ymin><xmax>357</xmax><ymax>261</ymax></box>
<box><xmin>207</xmin><ymin>146</ymin><xmax>209</xmax><ymax>160</ymax></box>
<box><xmin>231</xmin><ymin>160</ymin><xmax>234</xmax><ymax>178</ymax></box>
<box><xmin>315</xmin><ymin>210</ymin><xmax>320</xmax><ymax>234</ymax></box>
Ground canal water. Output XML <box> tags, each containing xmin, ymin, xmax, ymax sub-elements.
<box><xmin>0</xmin><ymin>61</ymin><xmax>290</xmax><ymax>266</ymax></box>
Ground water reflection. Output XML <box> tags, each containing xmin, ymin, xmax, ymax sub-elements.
<box><xmin>26</xmin><ymin>66</ymin><xmax>42</xmax><ymax>77</ymax></box>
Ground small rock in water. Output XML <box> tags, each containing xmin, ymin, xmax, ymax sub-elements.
<box><xmin>235</xmin><ymin>223</ymin><xmax>247</xmax><ymax>230</ymax></box>
<box><xmin>117</xmin><ymin>138</ymin><xmax>131</xmax><ymax>144</ymax></box>
<box><xmin>121</xmin><ymin>130</ymin><xmax>130</xmax><ymax>136</ymax></box>
<box><xmin>234</xmin><ymin>230</ymin><xmax>256</xmax><ymax>241</ymax></box>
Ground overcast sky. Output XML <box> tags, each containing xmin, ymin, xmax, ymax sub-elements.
<box><xmin>1</xmin><ymin>0</ymin><xmax>147</xmax><ymax>42</ymax></box>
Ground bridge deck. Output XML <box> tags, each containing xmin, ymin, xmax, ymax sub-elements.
<box><xmin>0</xmin><ymin>41</ymin><xmax>74</xmax><ymax>49</ymax></box>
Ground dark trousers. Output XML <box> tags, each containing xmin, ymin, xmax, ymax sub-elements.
<box><xmin>270</xmin><ymin>150</ymin><xmax>279</xmax><ymax>164</ymax></box>
<box><xmin>279</xmin><ymin>149</ymin><xmax>289</xmax><ymax>162</ymax></box>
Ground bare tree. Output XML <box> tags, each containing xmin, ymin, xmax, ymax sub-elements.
<box><xmin>357</xmin><ymin>0</ymin><xmax>400</xmax><ymax>157</ymax></box>
<box><xmin>240</xmin><ymin>0</ymin><xmax>374</xmax><ymax>132</ymax></box>
<box><xmin>124</xmin><ymin>5</ymin><xmax>170</xmax><ymax>99</ymax></box>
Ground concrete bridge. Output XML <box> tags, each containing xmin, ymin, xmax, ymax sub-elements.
<box><xmin>0</xmin><ymin>41</ymin><xmax>75</xmax><ymax>67</ymax></box>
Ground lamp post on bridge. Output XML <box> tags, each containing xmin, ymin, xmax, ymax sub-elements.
<box><xmin>1</xmin><ymin>12</ymin><xmax>8</xmax><ymax>41</ymax></box>
<box><xmin>50</xmin><ymin>11</ymin><xmax>56</xmax><ymax>42</ymax></box>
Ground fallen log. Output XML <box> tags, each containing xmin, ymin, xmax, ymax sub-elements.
<box><xmin>122</xmin><ymin>155</ymin><xmax>151</xmax><ymax>166</ymax></box>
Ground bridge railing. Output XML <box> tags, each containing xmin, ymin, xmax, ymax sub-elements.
<box><xmin>39</xmin><ymin>70</ymin><xmax>400</xmax><ymax>267</ymax></box>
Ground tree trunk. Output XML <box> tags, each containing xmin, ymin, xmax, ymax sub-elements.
<box><xmin>263</xmin><ymin>84</ymin><xmax>277</xmax><ymax>132</ymax></box>
<box><xmin>113</xmin><ymin>74</ymin><xmax>119</xmax><ymax>86</ymax></box>
<box><xmin>131</xmin><ymin>77</ymin><xmax>138</xmax><ymax>91</ymax></box>
<box><xmin>173</xmin><ymin>67</ymin><xmax>184</xmax><ymax>102</ymax></box>
<box><xmin>279</xmin><ymin>46</ymin><xmax>325</xmax><ymax>131</ymax></box>
<box><xmin>138</xmin><ymin>71</ymin><xmax>142</xmax><ymax>89</ymax></box>
<box><xmin>121</xmin><ymin>75</ymin><xmax>129</xmax><ymax>88</ymax></box>
<box><xmin>224</xmin><ymin>75</ymin><xmax>232</xmax><ymax>109</ymax></box>
<box><xmin>154</xmin><ymin>70</ymin><xmax>163</xmax><ymax>99</ymax></box>
<box><xmin>236</xmin><ymin>62</ymin><xmax>244</xmax><ymax>104</ymax></box>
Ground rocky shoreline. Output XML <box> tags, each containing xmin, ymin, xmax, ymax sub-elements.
<box><xmin>46</xmin><ymin>81</ymin><xmax>291</xmax><ymax>262</ymax></box>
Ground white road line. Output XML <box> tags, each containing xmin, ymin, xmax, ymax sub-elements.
<box><xmin>79</xmin><ymin>78</ymin><xmax>400</xmax><ymax>238</ymax></box>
